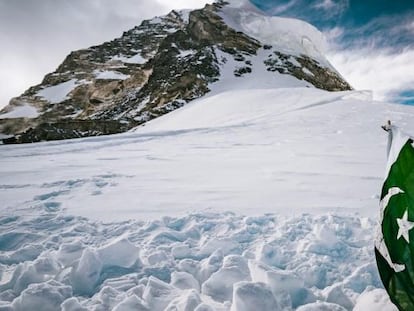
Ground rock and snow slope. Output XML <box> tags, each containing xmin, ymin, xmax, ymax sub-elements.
<box><xmin>0</xmin><ymin>0</ymin><xmax>350</xmax><ymax>143</ymax></box>
<box><xmin>1</xmin><ymin>85</ymin><xmax>414</xmax><ymax>309</ymax></box>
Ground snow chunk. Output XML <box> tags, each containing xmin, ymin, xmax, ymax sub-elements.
<box><xmin>230</xmin><ymin>281</ymin><xmax>280</xmax><ymax>311</ymax></box>
<box><xmin>323</xmin><ymin>284</ymin><xmax>354</xmax><ymax>310</ymax></box>
<box><xmin>194</xmin><ymin>304</ymin><xmax>215</xmax><ymax>311</ymax></box>
<box><xmin>55</xmin><ymin>240</ymin><xmax>84</xmax><ymax>267</ymax></box>
<box><xmin>353</xmin><ymin>288</ymin><xmax>397</xmax><ymax>311</ymax></box>
<box><xmin>202</xmin><ymin>255</ymin><xmax>251</xmax><ymax>302</ymax></box>
<box><xmin>296</xmin><ymin>301</ymin><xmax>347</xmax><ymax>311</ymax></box>
<box><xmin>341</xmin><ymin>263</ymin><xmax>382</xmax><ymax>294</ymax></box>
<box><xmin>70</xmin><ymin>248</ymin><xmax>102</xmax><ymax>296</ymax></box>
<box><xmin>113</xmin><ymin>295</ymin><xmax>149</xmax><ymax>311</ymax></box>
<box><xmin>172</xmin><ymin>244</ymin><xmax>192</xmax><ymax>259</ymax></box>
<box><xmin>248</xmin><ymin>260</ymin><xmax>315</xmax><ymax>308</ymax></box>
<box><xmin>142</xmin><ymin>276</ymin><xmax>180</xmax><ymax>310</ymax></box>
<box><xmin>37</xmin><ymin>79</ymin><xmax>79</xmax><ymax>104</ymax></box>
<box><xmin>12</xmin><ymin>280</ymin><xmax>72</xmax><ymax>311</ymax></box>
<box><xmin>61</xmin><ymin>297</ymin><xmax>87</xmax><ymax>311</ymax></box>
<box><xmin>97</xmin><ymin>238</ymin><xmax>141</xmax><ymax>268</ymax></box>
<box><xmin>94</xmin><ymin>70</ymin><xmax>130</xmax><ymax>80</ymax></box>
<box><xmin>198</xmin><ymin>238</ymin><xmax>240</xmax><ymax>257</ymax></box>
<box><xmin>165</xmin><ymin>289</ymin><xmax>201</xmax><ymax>311</ymax></box>
<box><xmin>0</xmin><ymin>104</ymin><xmax>39</xmax><ymax>119</ymax></box>
<box><xmin>11</xmin><ymin>256</ymin><xmax>60</xmax><ymax>294</ymax></box>
<box><xmin>171</xmin><ymin>271</ymin><xmax>200</xmax><ymax>292</ymax></box>
<box><xmin>91</xmin><ymin>286</ymin><xmax>124</xmax><ymax>310</ymax></box>
<box><xmin>199</xmin><ymin>249</ymin><xmax>224</xmax><ymax>283</ymax></box>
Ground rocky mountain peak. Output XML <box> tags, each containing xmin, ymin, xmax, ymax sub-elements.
<box><xmin>0</xmin><ymin>1</ymin><xmax>351</xmax><ymax>144</ymax></box>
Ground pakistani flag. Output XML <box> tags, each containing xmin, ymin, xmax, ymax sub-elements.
<box><xmin>376</xmin><ymin>125</ymin><xmax>414</xmax><ymax>310</ymax></box>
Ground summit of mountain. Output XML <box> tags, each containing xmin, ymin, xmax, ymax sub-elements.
<box><xmin>0</xmin><ymin>0</ymin><xmax>351</xmax><ymax>144</ymax></box>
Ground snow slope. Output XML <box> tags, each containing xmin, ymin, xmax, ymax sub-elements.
<box><xmin>1</xmin><ymin>85</ymin><xmax>413</xmax><ymax>309</ymax></box>
<box><xmin>0</xmin><ymin>104</ymin><xmax>39</xmax><ymax>119</ymax></box>
<box><xmin>2</xmin><ymin>88</ymin><xmax>413</xmax><ymax>221</ymax></box>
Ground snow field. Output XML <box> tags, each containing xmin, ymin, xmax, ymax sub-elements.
<box><xmin>36</xmin><ymin>79</ymin><xmax>80</xmax><ymax>104</ymax></box>
<box><xmin>0</xmin><ymin>104</ymin><xmax>39</xmax><ymax>120</ymax></box>
<box><xmin>2</xmin><ymin>86</ymin><xmax>414</xmax><ymax>310</ymax></box>
<box><xmin>94</xmin><ymin>70</ymin><xmax>130</xmax><ymax>80</ymax></box>
<box><xmin>0</xmin><ymin>212</ymin><xmax>396</xmax><ymax>310</ymax></box>
<box><xmin>2</xmin><ymin>88</ymin><xmax>414</xmax><ymax>222</ymax></box>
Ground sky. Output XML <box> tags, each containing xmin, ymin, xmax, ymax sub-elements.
<box><xmin>251</xmin><ymin>0</ymin><xmax>414</xmax><ymax>104</ymax></box>
<box><xmin>0</xmin><ymin>0</ymin><xmax>413</xmax><ymax>109</ymax></box>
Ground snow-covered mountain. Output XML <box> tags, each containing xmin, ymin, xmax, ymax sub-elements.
<box><xmin>0</xmin><ymin>0</ymin><xmax>350</xmax><ymax>144</ymax></box>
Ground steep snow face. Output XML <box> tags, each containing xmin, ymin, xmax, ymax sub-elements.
<box><xmin>219</xmin><ymin>2</ymin><xmax>327</xmax><ymax>62</ymax></box>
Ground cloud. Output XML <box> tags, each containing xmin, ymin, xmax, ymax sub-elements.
<box><xmin>322</xmin><ymin>9</ymin><xmax>414</xmax><ymax>104</ymax></box>
<box><xmin>327</xmin><ymin>48</ymin><xmax>414</xmax><ymax>102</ymax></box>
<box><xmin>0</xmin><ymin>0</ymin><xmax>211</xmax><ymax>110</ymax></box>
<box><xmin>313</xmin><ymin>0</ymin><xmax>349</xmax><ymax>18</ymax></box>
<box><xmin>331</xmin><ymin>11</ymin><xmax>414</xmax><ymax>50</ymax></box>
<box><xmin>266</xmin><ymin>0</ymin><xmax>299</xmax><ymax>15</ymax></box>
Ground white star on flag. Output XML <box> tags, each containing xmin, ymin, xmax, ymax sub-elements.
<box><xmin>397</xmin><ymin>210</ymin><xmax>414</xmax><ymax>243</ymax></box>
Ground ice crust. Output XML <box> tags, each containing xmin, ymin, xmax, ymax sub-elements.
<box><xmin>0</xmin><ymin>212</ymin><xmax>397</xmax><ymax>310</ymax></box>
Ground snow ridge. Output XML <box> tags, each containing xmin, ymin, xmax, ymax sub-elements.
<box><xmin>219</xmin><ymin>2</ymin><xmax>327</xmax><ymax>62</ymax></box>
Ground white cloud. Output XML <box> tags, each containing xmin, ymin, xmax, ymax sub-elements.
<box><xmin>0</xmin><ymin>0</ymin><xmax>212</xmax><ymax>110</ymax></box>
<box><xmin>324</xmin><ymin>27</ymin><xmax>344</xmax><ymax>44</ymax></box>
<box><xmin>312</xmin><ymin>0</ymin><xmax>348</xmax><ymax>18</ymax></box>
<box><xmin>314</xmin><ymin>0</ymin><xmax>335</xmax><ymax>9</ymax></box>
<box><xmin>327</xmin><ymin>48</ymin><xmax>414</xmax><ymax>102</ymax></box>
<box><xmin>267</xmin><ymin>0</ymin><xmax>299</xmax><ymax>15</ymax></box>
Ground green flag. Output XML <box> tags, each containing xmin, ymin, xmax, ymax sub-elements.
<box><xmin>376</xmin><ymin>125</ymin><xmax>414</xmax><ymax>310</ymax></box>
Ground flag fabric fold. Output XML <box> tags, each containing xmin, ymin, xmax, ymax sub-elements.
<box><xmin>376</xmin><ymin>125</ymin><xmax>414</xmax><ymax>310</ymax></box>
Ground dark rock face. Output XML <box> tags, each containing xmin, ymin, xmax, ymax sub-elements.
<box><xmin>264</xmin><ymin>51</ymin><xmax>351</xmax><ymax>92</ymax></box>
<box><xmin>3</xmin><ymin>120</ymin><xmax>136</xmax><ymax>144</ymax></box>
<box><xmin>0</xmin><ymin>2</ymin><xmax>351</xmax><ymax>144</ymax></box>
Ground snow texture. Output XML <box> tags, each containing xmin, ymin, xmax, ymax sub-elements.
<box><xmin>112</xmin><ymin>53</ymin><xmax>146</xmax><ymax>64</ymax></box>
<box><xmin>0</xmin><ymin>104</ymin><xmax>39</xmax><ymax>119</ymax></box>
<box><xmin>0</xmin><ymin>211</ymin><xmax>398</xmax><ymax>310</ymax></box>
<box><xmin>1</xmin><ymin>86</ymin><xmax>412</xmax><ymax>310</ymax></box>
<box><xmin>94</xmin><ymin>70</ymin><xmax>130</xmax><ymax>80</ymax></box>
<box><xmin>36</xmin><ymin>79</ymin><xmax>79</xmax><ymax>104</ymax></box>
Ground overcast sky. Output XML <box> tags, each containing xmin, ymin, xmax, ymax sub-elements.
<box><xmin>0</xmin><ymin>0</ymin><xmax>413</xmax><ymax>109</ymax></box>
<box><xmin>0</xmin><ymin>0</ymin><xmax>212</xmax><ymax>109</ymax></box>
